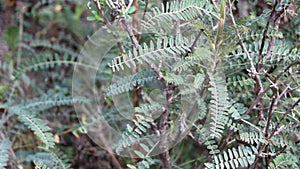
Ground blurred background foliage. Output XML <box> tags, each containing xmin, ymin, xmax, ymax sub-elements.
<box><xmin>0</xmin><ymin>1</ymin><xmax>107</xmax><ymax>168</ymax></box>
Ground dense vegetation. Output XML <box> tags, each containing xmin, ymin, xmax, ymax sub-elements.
<box><xmin>0</xmin><ymin>0</ymin><xmax>299</xmax><ymax>168</ymax></box>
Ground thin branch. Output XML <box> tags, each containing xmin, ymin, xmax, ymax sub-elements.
<box><xmin>244</xmin><ymin>63</ymin><xmax>300</xmax><ymax>115</ymax></box>
<box><xmin>142</xmin><ymin>0</ymin><xmax>149</xmax><ymax>21</ymax></box>
<box><xmin>212</xmin><ymin>0</ymin><xmax>226</xmax><ymax>71</ymax></box>
<box><xmin>94</xmin><ymin>0</ymin><xmax>126</xmax><ymax>53</ymax></box>
<box><xmin>265</xmin><ymin>6</ymin><xmax>287</xmax><ymax>60</ymax></box>
<box><xmin>265</xmin><ymin>83</ymin><xmax>290</xmax><ymax>137</ymax></box>
<box><xmin>159</xmin><ymin>84</ymin><xmax>175</xmax><ymax>169</ymax></box>
<box><xmin>190</xmin><ymin>29</ymin><xmax>204</xmax><ymax>53</ymax></box>
<box><xmin>250</xmin><ymin>98</ymin><xmax>300</xmax><ymax>169</ymax></box>
<box><xmin>257</xmin><ymin>1</ymin><xmax>278</xmax><ymax>63</ymax></box>
<box><xmin>249</xmin><ymin>65</ymin><xmax>300</xmax><ymax>169</ymax></box>
<box><xmin>269</xmin><ymin>98</ymin><xmax>300</xmax><ymax>138</ymax></box>
<box><xmin>188</xmin><ymin>132</ymin><xmax>208</xmax><ymax>149</ymax></box>
<box><xmin>219</xmin><ymin>130</ymin><xmax>234</xmax><ymax>151</ymax></box>
<box><xmin>241</xmin><ymin>119</ymin><xmax>265</xmax><ymax>134</ymax></box>
<box><xmin>228</xmin><ymin>0</ymin><xmax>263</xmax><ymax>93</ymax></box>
<box><xmin>91</xmin><ymin>2</ymin><xmax>128</xmax><ymax>168</ymax></box>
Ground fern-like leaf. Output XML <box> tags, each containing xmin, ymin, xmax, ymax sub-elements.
<box><xmin>205</xmin><ymin>137</ymin><xmax>220</xmax><ymax>155</ymax></box>
<box><xmin>25</xmin><ymin>147</ymin><xmax>71</xmax><ymax>169</ymax></box>
<box><xmin>27</xmin><ymin>148</ymin><xmax>71</xmax><ymax>169</ymax></box>
<box><xmin>33</xmin><ymin>160</ymin><xmax>51</xmax><ymax>169</ymax></box>
<box><xmin>105</xmin><ymin>69</ymin><xmax>157</xmax><ymax>96</ymax></box>
<box><xmin>242</xmin><ymin>29</ymin><xmax>283</xmax><ymax>41</ymax></box>
<box><xmin>127</xmin><ymin>157</ymin><xmax>156</xmax><ymax>169</ymax></box>
<box><xmin>165</xmin><ymin>72</ymin><xmax>185</xmax><ymax>85</ymax></box>
<box><xmin>270</xmin><ymin>135</ymin><xmax>297</xmax><ymax>150</ymax></box>
<box><xmin>21</xmin><ymin>96</ymin><xmax>90</xmax><ymax>112</ymax></box>
<box><xmin>0</xmin><ymin>139</ymin><xmax>11</xmax><ymax>169</ymax></box>
<box><xmin>205</xmin><ymin>146</ymin><xmax>258</xmax><ymax>169</ymax></box>
<box><xmin>208</xmin><ymin>72</ymin><xmax>229</xmax><ymax>139</ymax></box>
<box><xmin>142</xmin><ymin>0</ymin><xmax>219</xmax><ymax>31</ymax></box>
<box><xmin>17</xmin><ymin>111</ymin><xmax>55</xmax><ymax>149</ymax></box>
<box><xmin>228</xmin><ymin>40</ymin><xmax>300</xmax><ymax>65</ymax></box>
<box><xmin>268</xmin><ymin>153</ymin><xmax>297</xmax><ymax>169</ymax></box>
<box><xmin>240</xmin><ymin>132</ymin><xmax>268</xmax><ymax>145</ymax></box>
<box><xmin>13</xmin><ymin>53</ymin><xmax>96</xmax><ymax>80</ymax></box>
<box><xmin>108</xmin><ymin>36</ymin><xmax>190</xmax><ymax>72</ymax></box>
<box><xmin>115</xmin><ymin>103</ymin><xmax>162</xmax><ymax>156</ymax></box>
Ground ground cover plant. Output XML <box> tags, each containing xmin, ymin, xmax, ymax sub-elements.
<box><xmin>0</xmin><ymin>0</ymin><xmax>299</xmax><ymax>168</ymax></box>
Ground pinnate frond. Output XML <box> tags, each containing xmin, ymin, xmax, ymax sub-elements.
<box><xmin>108</xmin><ymin>36</ymin><xmax>190</xmax><ymax>72</ymax></box>
<box><xmin>0</xmin><ymin>139</ymin><xmax>11</xmax><ymax>169</ymax></box>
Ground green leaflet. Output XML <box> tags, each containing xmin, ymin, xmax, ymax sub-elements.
<box><xmin>208</xmin><ymin>72</ymin><xmax>229</xmax><ymax>139</ymax></box>
<box><xmin>108</xmin><ymin>36</ymin><xmax>191</xmax><ymax>72</ymax></box>
<box><xmin>0</xmin><ymin>139</ymin><xmax>11</xmax><ymax>169</ymax></box>
<box><xmin>205</xmin><ymin>146</ymin><xmax>257</xmax><ymax>169</ymax></box>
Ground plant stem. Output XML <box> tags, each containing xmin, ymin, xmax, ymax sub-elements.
<box><xmin>17</xmin><ymin>4</ymin><xmax>24</xmax><ymax>67</ymax></box>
